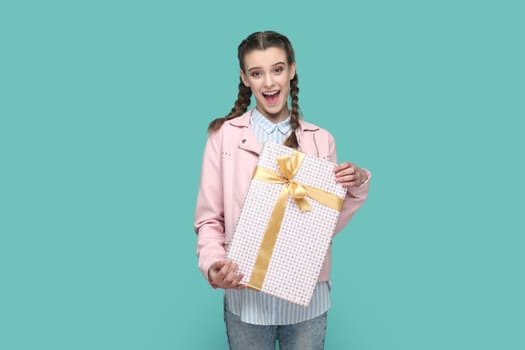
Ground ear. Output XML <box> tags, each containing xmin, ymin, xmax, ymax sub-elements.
<box><xmin>289</xmin><ymin>62</ymin><xmax>296</xmax><ymax>80</ymax></box>
<box><xmin>240</xmin><ymin>69</ymin><xmax>250</xmax><ymax>87</ymax></box>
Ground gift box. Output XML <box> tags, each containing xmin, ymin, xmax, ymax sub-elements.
<box><xmin>226</xmin><ymin>142</ymin><xmax>347</xmax><ymax>306</ymax></box>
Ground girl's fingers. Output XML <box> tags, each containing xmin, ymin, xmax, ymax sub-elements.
<box><xmin>334</xmin><ymin>162</ymin><xmax>351</xmax><ymax>173</ymax></box>
<box><xmin>216</xmin><ymin>260</ymin><xmax>232</xmax><ymax>281</ymax></box>
<box><xmin>337</xmin><ymin>174</ymin><xmax>357</xmax><ymax>183</ymax></box>
<box><xmin>235</xmin><ymin>283</ymin><xmax>248</xmax><ymax>290</ymax></box>
<box><xmin>335</xmin><ymin>162</ymin><xmax>357</xmax><ymax>172</ymax></box>
<box><xmin>212</xmin><ymin>260</ymin><xmax>247</xmax><ymax>289</ymax></box>
<box><xmin>231</xmin><ymin>272</ymin><xmax>245</xmax><ymax>288</ymax></box>
<box><xmin>336</xmin><ymin>168</ymin><xmax>367</xmax><ymax>188</ymax></box>
<box><xmin>224</xmin><ymin>263</ymin><xmax>239</xmax><ymax>283</ymax></box>
<box><xmin>338</xmin><ymin>176</ymin><xmax>363</xmax><ymax>188</ymax></box>
<box><xmin>335</xmin><ymin>165</ymin><xmax>356</xmax><ymax>180</ymax></box>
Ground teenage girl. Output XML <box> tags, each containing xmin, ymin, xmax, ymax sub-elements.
<box><xmin>194</xmin><ymin>31</ymin><xmax>370</xmax><ymax>350</ymax></box>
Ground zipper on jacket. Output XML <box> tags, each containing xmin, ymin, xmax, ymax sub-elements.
<box><xmin>313</xmin><ymin>133</ymin><xmax>320</xmax><ymax>157</ymax></box>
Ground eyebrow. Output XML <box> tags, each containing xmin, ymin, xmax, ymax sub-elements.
<box><xmin>247</xmin><ymin>61</ymin><xmax>286</xmax><ymax>72</ymax></box>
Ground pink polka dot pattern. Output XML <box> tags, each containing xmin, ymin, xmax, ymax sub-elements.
<box><xmin>226</xmin><ymin>142</ymin><xmax>346</xmax><ymax>306</ymax></box>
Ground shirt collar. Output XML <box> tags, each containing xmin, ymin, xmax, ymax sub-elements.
<box><xmin>251</xmin><ymin>108</ymin><xmax>291</xmax><ymax>135</ymax></box>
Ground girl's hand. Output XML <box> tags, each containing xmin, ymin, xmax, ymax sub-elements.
<box><xmin>334</xmin><ymin>162</ymin><xmax>368</xmax><ymax>189</ymax></box>
<box><xmin>208</xmin><ymin>260</ymin><xmax>247</xmax><ymax>290</ymax></box>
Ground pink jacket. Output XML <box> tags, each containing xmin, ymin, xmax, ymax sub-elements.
<box><xmin>194</xmin><ymin>109</ymin><xmax>370</xmax><ymax>284</ymax></box>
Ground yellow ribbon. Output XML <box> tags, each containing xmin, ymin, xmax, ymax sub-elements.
<box><xmin>248</xmin><ymin>151</ymin><xmax>344</xmax><ymax>290</ymax></box>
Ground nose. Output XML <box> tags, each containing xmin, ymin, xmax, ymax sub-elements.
<box><xmin>263</xmin><ymin>73</ymin><xmax>274</xmax><ymax>88</ymax></box>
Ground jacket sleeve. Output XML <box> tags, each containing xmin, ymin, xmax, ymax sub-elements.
<box><xmin>327</xmin><ymin>132</ymin><xmax>371</xmax><ymax>235</ymax></box>
<box><xmin>194</xmin><ymin>129</ymin><xmax>227</xmax><ymax>285</ymax></box>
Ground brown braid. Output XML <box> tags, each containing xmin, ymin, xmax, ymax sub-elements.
<box><xmin>284</xmin><ymin>74</ymin><xmax>300</xmax><ymax>149</ymax></box>
<box><xmin>208</xmin><ymin>31</ymin><xmax>302</xmax><ymax>137</ymax></box>
<box><xmin>208</xmin><ymin>79</ymin><xmax>252</xmax><ymax>131</ymax></box>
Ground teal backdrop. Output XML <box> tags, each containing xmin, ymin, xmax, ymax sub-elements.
<box><xmin>1</xmin><ymin>0</ymin><xmax>524</xmax><ymax>349</ymax></box>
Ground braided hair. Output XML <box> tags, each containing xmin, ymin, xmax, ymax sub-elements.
<box><xmin>208</xmin><ymin>31</ymin><xmax>301</xmax><ymax>149</ymax></box>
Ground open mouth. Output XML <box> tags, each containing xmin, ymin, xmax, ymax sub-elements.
<box><xmin>263</xmin><ymin>91</ymin><xmax>280</xmax><ymax>105</ymax></box>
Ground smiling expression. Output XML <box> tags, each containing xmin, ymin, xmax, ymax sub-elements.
<box><xmin>240</xmin><ymin>47</ymin><xmax>296</xmax><ymax>123</ymax></box>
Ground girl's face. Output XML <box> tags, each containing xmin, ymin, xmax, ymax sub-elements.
<box><xmin>240</xmin><ymin>47</ymin><xmax>296</xmax><ymax>123</ymax></box>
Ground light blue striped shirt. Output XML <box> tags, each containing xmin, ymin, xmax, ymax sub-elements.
<box><xmin>224</xmin><ymin>108</ymin><xmax>331</xmax><ymax>325</ymax></box>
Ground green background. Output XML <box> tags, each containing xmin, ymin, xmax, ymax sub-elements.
<box><xmin>1</xmin><ymin>0</ymin><xmax>523</xmax><ymax>349</ymax></box>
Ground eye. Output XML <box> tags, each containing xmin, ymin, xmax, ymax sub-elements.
<box><xmin>273</xmin><ymin>66</ymin><xmax>284</xmax><ymax>74</ymax></box>
<box><xmin>250</xmin><ymin>71</ymin><xmax>263</xmax><ymax>78</ymax></box>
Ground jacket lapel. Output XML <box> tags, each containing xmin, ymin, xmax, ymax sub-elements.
<box><xmin>238</xmin><ymin>127</ymin><xmax>261</xmax><ymax>155</ymax></box>
<box><xmin>228</xmin><ymin>110</ymin><xmax>261</xmax><ymax>155</ymax></box>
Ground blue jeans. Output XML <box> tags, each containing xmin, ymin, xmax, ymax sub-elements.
<box><xmin>224</xmin><ymin>306</ymin><xmax>327</xmax><ymax>350</ymax></box>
